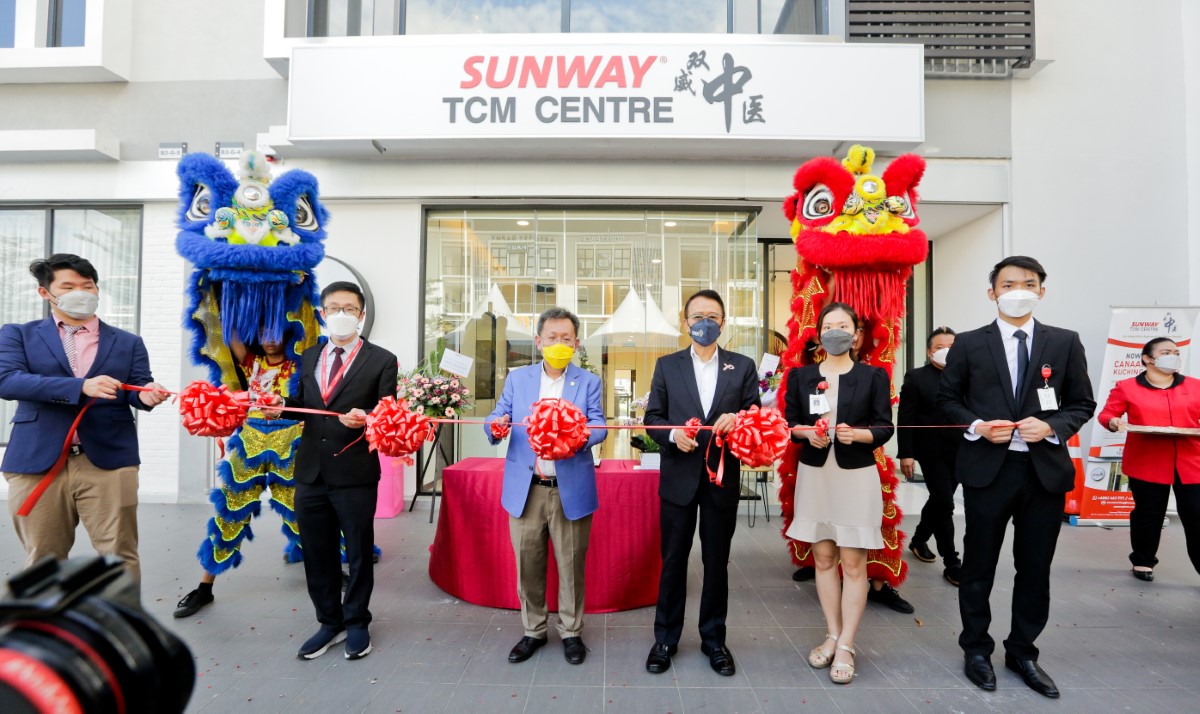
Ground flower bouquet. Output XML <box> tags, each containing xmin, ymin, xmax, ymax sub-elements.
<box><xmin>759</xmin><ymin>368</ymin><xmax>783</xmax><ymax>410</ymax></box>
<box><xmin>396</xmin><ymin>362</ymin><xmax>474</xmax><ymax>419</ymax></box>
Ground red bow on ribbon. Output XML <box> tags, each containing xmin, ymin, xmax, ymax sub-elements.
<box><xmin>179</xmin><ymin>381</ymin><xmax>247</xmax><ymax>438</ymax></box>
<box><xmin>724</xmin><ymin>406</ymin><xmax>791</xmax><ymax>469</ymax></box>
<box><xmin>490</xmin><ymin>419</ymin><xmax>512</xmax><ymax>440</ymax></box>
<box><xmin>814</xmin><ymin>418</ymin><xmax>830</xmax><ymax>438</ymax></box>
<box><xmin>683</xmin><ymin>417</ymin><xmax>703</xmax><ymax>440</ymax></box>
<box><xmin>364</xmin><ymin>397</ymin><xmax>433</xmax><ymax>465</ymax></box>
<box><xmin>525</xmin><ymin>398</ymin><xmax>591</xmax><ymax>461</ymax></box>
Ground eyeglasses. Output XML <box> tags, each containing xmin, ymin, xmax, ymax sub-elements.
<box><xmin>687</xmin><ymin>313</ymin><xmax>723</xmax><ymax>323</ymax></box>
<box><xmin>323</xmin><ymin>306</ymin><xmax>361</xmax><ymax>317</ymax></box>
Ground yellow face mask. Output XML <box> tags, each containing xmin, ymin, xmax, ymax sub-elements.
<box><xmin>542</xmin><ymin>343</ymin><xmax>575</xmax><ymax>370</ymax></box>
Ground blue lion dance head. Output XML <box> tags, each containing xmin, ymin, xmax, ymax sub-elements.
<box><xmin>175</xmin><ymin>151</ymin><xmax>328</xmax><ymax>385</ymax></box>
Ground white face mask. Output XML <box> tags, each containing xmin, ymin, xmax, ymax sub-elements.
<box><xmin>52</xmin><ymin>290</ymin><xmax>99</xmax><ymax>320</ymax></box>
<box><xmin>325</xmin><ymin>312</ymin><xmax>360</xmax><ymax>339</ymax></box>
<box><xmin>930</xmin><ymin>347</ymin><xmax>950</xmax><ymax>366</ymax></box>
<box><xmin>1153</xmin><ymin>354</ymin><xmax>1182</xmax><ymax>374</ymax></box>
<box><xmin>996</xmin><ymin>290</ymin><xmax>1040</xmax><ymax>319</ymax></box>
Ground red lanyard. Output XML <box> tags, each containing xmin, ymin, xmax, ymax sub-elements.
<box><xmin>320</xmin><ymin>341</ymin><xmax>362</xmax><ymax>403</ymax></box>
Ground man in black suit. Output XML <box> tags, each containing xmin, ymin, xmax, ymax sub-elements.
<box><xmin>898</xmin><ymin>327</ymin><xmax>962</xmax><ymax>585</ymax></box>
<box><xmin>276</xmin><ymin>281</ymin><xmax>398</xmax><ymax>662</ymax></box>
<box><xmin>643</xmin><ymin>289</ymin><xmax>760</xmax><ymax>677</ymax></box>
<box><xmin>937</xmin><ymin>256</ymin><xmax>1094</xmax><ymax>699</ymax></box>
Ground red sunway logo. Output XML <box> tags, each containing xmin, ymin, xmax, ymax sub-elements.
<box><xmin>460</xmin><ymin>55</ymin><xmax>659</xmax><ymax>90</ymax></box>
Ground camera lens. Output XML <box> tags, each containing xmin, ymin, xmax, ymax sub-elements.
<box><xmin>0</xmin><ymin>557</ymin><xmax>195</xmax><ymax>714</ymax></box>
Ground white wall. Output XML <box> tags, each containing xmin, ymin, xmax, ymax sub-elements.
<box><xmin>931</xmin><ymin>207</ymin><xmax>1005</xmax><ymax>334</ymax></box>
<box><xmin>1185</xmin><ymin>0</ymin><xmax>1200</xmax><ymax>303</ymax></box>
<box><xmin>1011</xmin><ymin>0</ymin><xmax>1192</xmax><ymax>385</ymax></box>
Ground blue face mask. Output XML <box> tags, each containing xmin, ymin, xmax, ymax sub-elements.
<box><xmin>689</xmin><ymin>318</ymin><xmax>721</xmax><ymax>347</ymax></box>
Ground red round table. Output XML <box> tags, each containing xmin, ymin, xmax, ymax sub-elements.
<box><xmin>428</xmin><ymin>457</ymin><xmax>661</xmax><ymax>612</ymax></box>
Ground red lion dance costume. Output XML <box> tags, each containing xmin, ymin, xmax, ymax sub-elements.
<box><xmin>777</xmin><ymin>145</ymin><xmax>928</xmax><ymax>586</ymax></box>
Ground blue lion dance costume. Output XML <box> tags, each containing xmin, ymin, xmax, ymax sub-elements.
<box><xmin>176</xmin><ymin>151</ymin><xmax>327</xmax><ymax>573</ymax></box>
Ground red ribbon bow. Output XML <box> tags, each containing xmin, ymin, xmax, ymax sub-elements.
<box><xmin>724</xmin><ymin>406</ymin><xmax>790</xmax><ymax>469</ymax></box>
<box><xmin>179</xmin><ymin>381</ymin><xmax>247</xmax><ymax>438</ymax></box>
<box><xmin>490</xmin><ymin>419</ymin><xmax>512</xmax><ymax>440</ymax></box>
<box><xmin>814</xmin><ymin>418</ymin><xmax>830</xmax><ymax>438</ymax></box>
<box><xmin>364</xmin><ymin>397</ymin><xmax>433</xmax><ymax>465</ymax></box>
<box><xmin>683</xmin><ymin>417</ymin><xmax>703</xmax><ymax>440</ymax></box>
<box><xmin>525</xmin><ymin>398</ymin><xmax>591</xmax><ymax>461</ymax></box>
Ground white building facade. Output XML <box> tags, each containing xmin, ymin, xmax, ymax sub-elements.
<box><xmin>1</xmin><ymin>0</ymin><xmax>1198</xmax><ymax>502</ymax></box>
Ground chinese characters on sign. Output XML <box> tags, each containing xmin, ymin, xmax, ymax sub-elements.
<box><xmin>674</xmin><ymin>50</ymin><xmax>766</xmax><ymax>133</ymax></box>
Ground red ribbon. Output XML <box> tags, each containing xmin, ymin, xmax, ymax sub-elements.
<box><xmin>683</xmin><ymin>417</ymin><xmax>702</xmax><ymax>440</ymax></box>
<box><xmin>364</xmin><ymin>396</ymin><xmax>433</xmax><ymax>464</ymax></box>
<box><xmin>724</xmin><ymin>406</ymin><xmax>790</xmax><ymax>469</ymax></box>
<box><xmin>814</xmin><ymin>418</ymin><xmax>830</xmax><ymax>438</ymax></box>
<box><xmin>178</xmin><ymin>381</ymin><xmax>248</xmax><ymax>438</ymax></box>
<box><xmin>490</xmin><ymin>419</ymin><xmax>512</xmax><ymax>440</ymax></box>
<box><xmin>524</xmin><ymin>398</ymin><xmax>591</xmax><ymax>461</ymax></box>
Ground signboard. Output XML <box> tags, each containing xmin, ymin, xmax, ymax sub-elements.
<box><xmin>1072</xmin><ymin>306</ymin><xmax>1200</xmax><ymax>524</ymax></box>
<box><xmin>286</xmin><ymin>36</ymin><xmax>924</xmax><ymax>156</ymax></box>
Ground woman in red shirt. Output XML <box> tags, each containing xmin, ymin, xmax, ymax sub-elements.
<box><xmin>1098</xmin><ymin>337</ymin><xmax>1200</xmax><ymax>581</ymax></box>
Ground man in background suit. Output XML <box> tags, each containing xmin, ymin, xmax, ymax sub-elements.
<box><xmin>0</xmin><ymin>254</ymin><xmax>169</xmax><ymax>588</ymax></box>
<box><xmin>938</xmin><ymin>256</ymin><xmax>1094</xmax><ymax>699</ymax></box>
<box><xmin>898</xmin><ymin>326</ymin><xmax>962</xmax><ymax>585</ymax></box>
<box><xmin>643</xmin><ymin>289</ymin><xmax>760</xmax><ymax>677</ymax></box>
<box><xmin>485</xmin><ymin>307</ymin><xmax>606</xmax><ymax>666</ymax></box>
<box><xmin>278</xmin><ymin>281</ymin><xmax>398</xmax><ymax>662</ymax></box>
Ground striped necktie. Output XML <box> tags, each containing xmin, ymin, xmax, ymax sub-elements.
<box><xmin>60</xmin><ymin>323</ymin><xmax>84</xmax><ymax>375</ymax></box>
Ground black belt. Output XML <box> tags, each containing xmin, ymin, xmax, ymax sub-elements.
<box><xmin>67</xmin><ymin>445</ymin><xmax>85</xmax><ymax>456</ymax></box>
<box><xmin>532</xmin><ymin>475</ymin><xmax>558</xmax><ymax>488</ymax></box>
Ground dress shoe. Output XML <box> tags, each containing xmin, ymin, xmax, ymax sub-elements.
<box><xmin>963</xmin><ymin>654</ymin><xmax>996</xmax><ymax>691</ymax></box>
<box><xmin>792</xmin><ymin>567</ymin><xmax>815</xmax><ymax>582</ymax></box>
<box><xmin>345</xmin><ymin>628</ymin><xmax>372</xmax><ymax>660</ymax></box>
<box><xmin>1132</xmin><ymin>567</ymin><xmax>1154</xmax><ymax>582</ymax></box>
<box><xmin>908</xmin><ymin>541</ymin><xmax>937</xmax><ymax>563</ymax></box>
<box><xmin>1005</xmin><ymin>653</ymin><xmax>1060</xmax><ymax>698</ymax></box>
<box><xmin>943</xmin><ymin>565</ymin><xmax>961</xmax><ymax>586</ymax></box>
<box><xmin>173</xmin><ymin>587</ymin><xmax>214</xmax><ymax>618</ymax></box>
<box><xmin>700</xmin><ymin>642</ymin><xmax>736</xmax><ymax>676</ymax></box>
<box><xmin>867</xmin><ymin>583</ymin><xmax>915</xmax><ymax>614</ymax></box>
<box><xmin>297</xmin><ymin>626</ymin><xmax>346</xmax><ymax>660</ymax></box>
<box><xmin>508</xmin><ymin>635</ymin><xmax>547</xmax><ymax>663</ymax></box>
<box><xmin>645</xmin><ymin>642</ymin><xmax>677</xmax><ymax>673</ymax></box>
<box><xmin>562</xmin><ymin>636</ymin><xmax>587</xmax><ymax>665</ymax></box>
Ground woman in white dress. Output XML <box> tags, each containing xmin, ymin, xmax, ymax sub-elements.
<box><xmin>784</xmin><ymin>302</ymin><xmax>894</xmax><ymax>684</ymax></box>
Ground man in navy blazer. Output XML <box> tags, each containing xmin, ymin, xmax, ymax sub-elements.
<box><xmin>484</xmin><ymin>307</ymin><xmax>606</xmax><ymax>666</ymax></box>
<box><xmin>643</xmin><ymin>289</ymin><xmax>761</xmax><ymax>677</ymax></box>
<box><xmin>0</xmin><ymin>254</ymin><xmax>168</xmax><ymax>586</ymax></box>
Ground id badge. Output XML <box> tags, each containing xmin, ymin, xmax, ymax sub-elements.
<box><xmin>809</xmin><ymin>394</ymin><xmax>830</xmax><ymax>415</ymax></box>
<box><xmin>1037</xmin><ymin>387</ymin><xmax>1058</xmax><ymax>411</ymax></box>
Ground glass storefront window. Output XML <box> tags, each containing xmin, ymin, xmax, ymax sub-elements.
<box><xmin>406</xmin><ymin>0</ymin><xmax>561</xmax><ymax>34</ymax></box>
<box><xmin>1</xmin><ymin>0</ymin><xmax>15</xmax><ymax>48</ymax></box>
<box><xmin>570</xmin><ymin>0</ymin><xmax>728</xmax><ymax>33</ymax></box>
<box><xmin>424</xmin><ymin>207</ymin><xmax>758</xmax><ymax>460</ymax></box>
<box><xmin>0</xmin><ymin>208</ymin><xmax>141</xmax><ymax>444</ymax></box>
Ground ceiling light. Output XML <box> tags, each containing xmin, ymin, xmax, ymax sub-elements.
<box><xmin>664</xmin><ymin>221</ymin><xmax>677</xmax><ymax>228</ymax></box>
<box><xmin>651</xmin><ymin>258</ymin><xmax>662</xmax><ymax>264</ymax></box>
<box><xmin>516</xmin><ymin>220</ymin><xmax>530</xmax><ymax>226</ymax></box>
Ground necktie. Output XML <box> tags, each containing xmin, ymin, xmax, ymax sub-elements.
<box><xmin>329</xmin><ymin>346</ymin><xmax>345</xmax><ymax>390</ymax></box>
<box><xmin>1013</xmin><ymin>329</ymin><xmax>1029</xmax><ymax>399</ymax></box>
<box><xmin>60</xmin><ymin>324</ymin><xmax>83</xmax><ymax>375</ymax></box>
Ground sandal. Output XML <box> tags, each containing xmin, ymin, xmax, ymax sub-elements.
<box><xmin>807</xmin><ymin>633</ymin><xmax>838</xmax><ymax>668</ymax></box>
<box><xmin>830</xmin><ymin>644</ymin><xmax>857</xmax><ymax>684</ymax></box>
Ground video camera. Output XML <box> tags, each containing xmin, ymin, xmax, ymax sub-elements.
<box><xmin>0</xmin><ymin>556</ymin><xmax>194</xmax><ymax>714</ymax></box>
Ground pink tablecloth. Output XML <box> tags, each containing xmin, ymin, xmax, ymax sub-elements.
<box><xmin>428</xmin><ymin>457</ymin><xmax>661</xmax><ymax>613</ymax></box>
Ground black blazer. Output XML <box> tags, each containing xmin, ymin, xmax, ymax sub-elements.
<box><xmin>286</xmin><ymin>338</ymin><xmax>399</xmax><ymax>488</ymax></box>
<box><xmin>896</xmin><ymin>363</ymin><xmax>962</xmax><ymax>462</ymax></box>
<box><xmin>644</xmin><ymin>347</ymin><xmax>761</xmax><ymax>508</ymax></box>
<box><xmin>936</xmin><ymin>320</ymin><xmax>1095</xmax><ymax>493</ymax></box>
<box><xmin>785</xmin><ymin>363</ymin><xmax>894</xmax><ymax>470</ymax></box>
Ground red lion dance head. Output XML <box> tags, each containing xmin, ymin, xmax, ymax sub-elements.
<box><xmin>777</xmin><ymin>145</ymin><xmax>928</xmax><ymax>586</ymax></box>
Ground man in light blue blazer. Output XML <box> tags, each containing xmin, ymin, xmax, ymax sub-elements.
<box><xmin>485</xmin><ymin>307</ymin><xmax>606</xmax><ymax>666</ymax></box>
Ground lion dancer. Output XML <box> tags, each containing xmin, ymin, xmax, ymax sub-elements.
<box><xmin>777</xmin><ymin>146</ymin><xmax>929</xmax><ymax>613</ymax></box>
<box><xmin>172</xmin><ymin>151</ymin><xmax>327</xmax><ymax>618</ymax></box>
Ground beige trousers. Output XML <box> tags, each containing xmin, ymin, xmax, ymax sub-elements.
<box><xmin>509</xmin><ymin>482</ymin><xmax>593</xmax><ymax>639</ymax></box>
<box><xmin>5</xmin><ymin>454</ymin><xmax>140</xmax><ymax>584</ymax></box>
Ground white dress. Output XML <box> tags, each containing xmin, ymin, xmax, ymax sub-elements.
<box><xmin>784</xmin><ymin>373</ymin><xmax>884</xmax><ymax>549</ymax></box>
